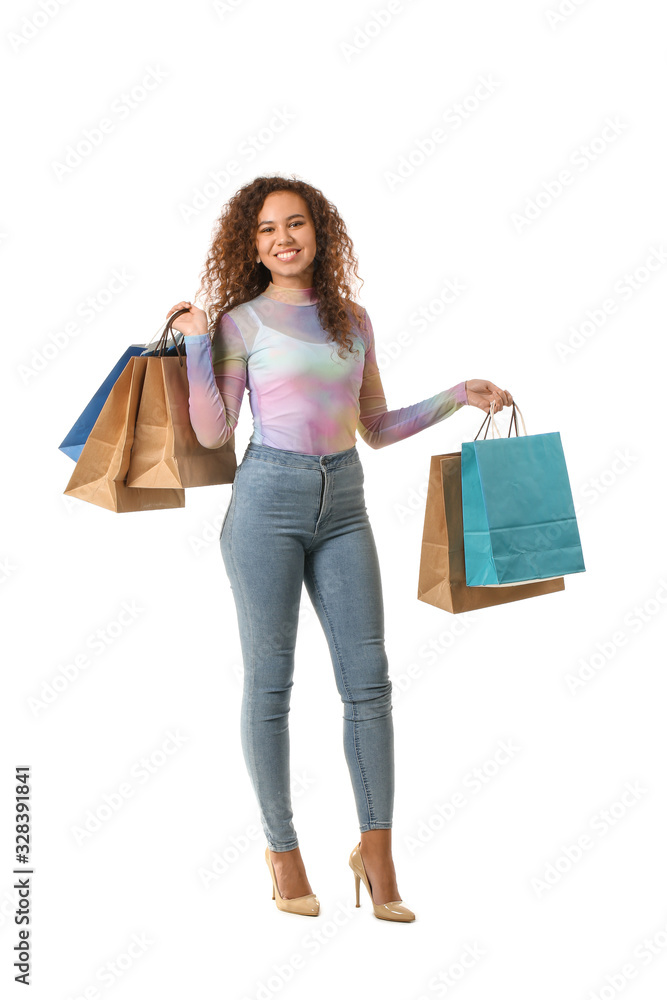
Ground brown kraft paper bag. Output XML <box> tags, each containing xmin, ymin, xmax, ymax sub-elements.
<box><xmin>63</xmin><ymin>356</ymin><xmax>185</xmax><ymax>513</ymax></box>
<box><xmin>125</xmin><ymin>355</ymin><xmax>237</xmax><ymax>489</ymax></box>
<box><xmin>417</xmin><ymin>452</ymin><xmax>565</xmax><ymax>614</ymax></box>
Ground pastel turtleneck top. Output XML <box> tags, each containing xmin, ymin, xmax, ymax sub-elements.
<box><xmin>182</xmin><ymin>282</ymin><xmax>468</xmax><ymax>454</ymax></box>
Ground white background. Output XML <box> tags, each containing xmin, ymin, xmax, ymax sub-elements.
<box><xmin>3</xmin><ymin>0</ymin><xmax>666</xmax><ymax>998</ymax></box>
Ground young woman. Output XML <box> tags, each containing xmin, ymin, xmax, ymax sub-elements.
<box><xmin>167</xmin><ymin>175</ymin><xmax>513</xmax><ymax>922</ymax></box>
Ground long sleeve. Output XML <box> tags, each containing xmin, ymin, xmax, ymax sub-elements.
<box><xmin>357</xmin><ymin>309</ymin><xmax>468</xmax><ymax>450</ymax></box>
<box><xmin>184</xmin><ymin>312</ymin><xmax>248</xmax><ymax>449</ymax></box>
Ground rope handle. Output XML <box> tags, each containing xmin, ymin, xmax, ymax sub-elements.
<box><xmin>473</xmin><ymin>400</ymin><xmax>527</xmax><ymax>441</ymax></box>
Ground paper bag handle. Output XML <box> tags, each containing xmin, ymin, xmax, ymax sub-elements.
<box><xmin>143</xmin><ymin>307</ymin><xmax>191</xmax><ymax>365</ymax></box>
<box><xmin>474</xmin><ymin>400</ymin><xmax>527</xmax><ymax>441</ymax></box>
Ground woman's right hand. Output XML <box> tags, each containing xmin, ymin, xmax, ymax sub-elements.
<box><xmin>166</xmin><ymin>300</ymin><xmax>209</xmax><ymax>337</ymax></box>
<box><xmin>464</xmin><ymin>379</ymin><xmax>513</xmax><ymax>413</ymax></box>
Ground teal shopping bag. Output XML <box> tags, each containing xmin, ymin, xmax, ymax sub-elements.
<box><xmin>461</xmin><ymin>403</ymin><xmax>585</xmax><ymax>586</ymax></box>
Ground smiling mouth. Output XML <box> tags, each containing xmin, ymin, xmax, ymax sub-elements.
<box><xmin>275</xmin><ymin>249</ymin><xmax>301</xmax><ymax>261</ymax></box>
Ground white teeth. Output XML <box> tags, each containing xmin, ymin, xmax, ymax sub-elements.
<box><xmin>277</xmin><ymin>250</ymin><xmax>299</xmax><ymax>258</ymax></box>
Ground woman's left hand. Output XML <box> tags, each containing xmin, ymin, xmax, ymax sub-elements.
<box><xmin>464</xmin><ymin>379</ymin><xmax>513</xmax><ymax>413</ymax></box>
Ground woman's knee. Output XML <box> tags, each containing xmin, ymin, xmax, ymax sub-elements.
<box><xmin>340</xmin><ymin>680</ymin><xmax>393</xmax><ymax>721</ymax></box>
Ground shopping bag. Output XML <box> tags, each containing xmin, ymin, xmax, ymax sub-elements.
<box><xmin>59</xmin><ymin>346</ymin><xmax>147</xmax><ymax>461</ymax></box>
<box><xmin>418</xmin><ymin>450</ymin><xmax>565</xmax><ymax>614</ymax></box>
<box><xmin>58</xmin><ymin>326</ymin><xmax>188</xmax><ymax>461</ymax></box>
<box><xmin>63</xmin><ymin>356</ymin><xmax>185</xmax><ymax>512</ymax></box>
<box><xmin>461</xmin><ymin>402</ymin><xmax>585</xmax><ymax>586</ymax></box>
<box><xmin>125</xmin><ymin>310</ymin><xmax>236</xmax><ymax>488</ymax></box>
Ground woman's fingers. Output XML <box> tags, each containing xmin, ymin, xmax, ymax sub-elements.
<box><xmin>166</xmin><ymin>300</ymin><xmax>193</xmax><ymax>318</ymax></box>
<box><xmin>489</xmin><ymin>383</ymin><xmax>513</xmax><ymax>409</ymax></box>
<box><xmin>467</xmin><ymin>379</ymin><xmax>514</xmax><ymax>412</ymax></box>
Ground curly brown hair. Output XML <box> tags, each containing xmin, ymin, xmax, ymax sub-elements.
<box><xmin>193</xmin><ymin>174</ymin><xmax>367</xmax><ymax>360</ymax></box>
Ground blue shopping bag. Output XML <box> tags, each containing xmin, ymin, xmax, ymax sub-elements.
<box><xmin>59</xmin><ymin>330</ymin><xmax>186</xmax><ymax>461</ymax></box>
<box><xmin>461</xmin><ymin>403</ymin><xmax>585</xmax><ymax>586</ymax></box>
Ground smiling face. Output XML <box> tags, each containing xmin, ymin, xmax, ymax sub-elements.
<box><xmin>255</xmin><ymin>190</ymin><xmax>317</xmax><ymax>288</ymax></box>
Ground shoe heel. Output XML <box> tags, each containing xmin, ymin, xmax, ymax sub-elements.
<box><xmin>264</xmin><ymin>846</ymin><xmax>320</xmax><ymax>917</ymax></box>
<box><xmin>348</xmin><ymin>841</ymin><xmax>416</xmax><ymax>922</ymax></box>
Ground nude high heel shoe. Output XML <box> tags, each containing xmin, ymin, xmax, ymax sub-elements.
<box><xmin>349</xmin><ymin>842</ymin><xmax>415</xmax><ymax>922</ymax></box>
<box><xmin>265</xmin><ymin>846</ymin><xmax>320</xmax><ymax>916</ymax></box>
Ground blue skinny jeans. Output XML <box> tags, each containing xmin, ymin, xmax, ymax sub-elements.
<box><xmin>220</xmin><ymin>440</ymin><xmax>394</xmax><ymax>852</ymax></box>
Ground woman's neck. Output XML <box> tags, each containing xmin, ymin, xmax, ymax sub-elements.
<box><xmin>260</xmin><ymin>281</ymin><xmax>318</xmax><ymax>306</ymax></box>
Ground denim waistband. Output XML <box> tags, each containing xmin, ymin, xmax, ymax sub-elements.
<box><xmin>243</xmin><ymin>441</ymin><xmax>360</xmax><ymax>471</ymax></box>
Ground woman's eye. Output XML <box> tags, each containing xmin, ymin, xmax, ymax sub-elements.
<box><xmin>260</xmin><ymin>221</ymin><xmax>304</xmax><ymax>235</ymax></box>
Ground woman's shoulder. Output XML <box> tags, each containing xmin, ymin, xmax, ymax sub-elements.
<box><xmin>216</xmin><ymin>299</ymin><xmax>262</xmax><ymax>351</ymax></box>
<box><xmin>220</xmin><ymin>298</ymin><xmax>257</xmax><ymax>322</ymax></box>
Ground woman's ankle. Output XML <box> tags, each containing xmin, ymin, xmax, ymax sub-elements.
<box><xmin>360</xmin><ymin>828</ymin><xmax>393</xmax><ymax>858</ymax></box>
